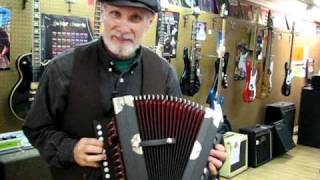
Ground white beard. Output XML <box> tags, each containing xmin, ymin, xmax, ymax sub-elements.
<box><xmin>104</xmin><ymin>32</ymin><xmax>140</xmax><ymax>59</ymax></box>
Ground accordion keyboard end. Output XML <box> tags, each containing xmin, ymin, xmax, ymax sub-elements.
<box><xmin>113</xmin><ymin>95</ymin><xmax>134</xmax><ymax>114</ymax></box>
<box><xmin>205</xmin><ymin>106</ymin><xmax>224</xmax><ymax>128</ymax></box>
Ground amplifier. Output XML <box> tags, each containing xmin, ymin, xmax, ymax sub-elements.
<box><xmin>239</xmin><ymin>125</ymin><xmax>273</xmax><ymax>168</ymax></box>
<box><xmin>298</xmin><ymin>87</ymin><xmax>320</xmax><ymax>148</ymax></box>
<box><xmin>265</xmin><ymin>101</ymin><xmax>296</xmax><ymax>137</ymax></box>
<box><xmin>220</xmin><ymin>132</ymin><xmax>248</xmax><ymax>178</ymax></box>
<box><xmin>0</xmin><ymin>147</ymin><xmax>53</xmax><ymax>180</ymax></box>
<box><xmin>271</xmin><ymin>120</ymin><xmax>295</xmax><ymax>157</ymax></box>
<box><xmin>311</xmin><ymin>74</ymin><xmax>320</xmax><ymax>89</ymax></box>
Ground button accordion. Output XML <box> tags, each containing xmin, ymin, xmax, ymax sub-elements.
<box><xmin>94</xmin><ymin>95</ymin><xmax>223</xmax><ymax>180</ymax></box>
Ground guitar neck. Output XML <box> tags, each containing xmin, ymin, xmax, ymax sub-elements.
<box><xmin>288</xmin><ymin>22</ymin><xmax>295</xmax><ymax>69</ymax></box>
<box><xmin>32</xmin><ymin>0</ymin><xmax>41</xmax><ymax>82</ymax></box>
<box><xmin>157</xmin><ymin>9</ymin><xmax>166</xmax><ymax>46</ymax></box>
<box><xmin>93</xmin><ymin>1</ymin><xmax>101</xmax><ymax>39</ymax></box>
<box><xmin>216</xmin><ymin>3</ymin><xmax>228</xmax><ymax>96</ymax></box>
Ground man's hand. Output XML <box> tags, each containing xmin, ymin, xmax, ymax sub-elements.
<box><xmin>73</xmin><ymin>138</ymin><xmax>106</xmax><ymax>167</ymax></box>
<box><xmin>208</xmin><ymin>144</ymin><xmax>227</xmax><ymax>176</ymax></box>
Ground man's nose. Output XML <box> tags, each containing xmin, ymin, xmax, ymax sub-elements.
<box><xmin>116</xmin><ymin>19</ymin><xmax>132</xmax><ymax>34</ymax></box>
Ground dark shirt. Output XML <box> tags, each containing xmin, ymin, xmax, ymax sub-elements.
<box><xmin>23</xmin><ymin>38</ymin><xmax>182</xmax><ymax>168</ymax></box>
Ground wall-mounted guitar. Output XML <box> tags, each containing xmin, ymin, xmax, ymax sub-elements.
<box><xmin>155</xmin><ymin>0</ymin><xmax>171</xmax><ymax>62</ymax></box>
<box><xmin>281</xmin><ymin>19</ymin><xmax>295</xmax><ymax>96</ymax></box>
<box><xmin>256</xmin><ymin>10</ymin><xmax>273</xmax><ymax>99</ymax></box>
<box><xmin>88</xmin><ymin>0</ymin><xmax>101</xmax><ymax>40</ymax></box>
<box><xmin>180</xmin><ymin>1</ymin><xmax>201</xmax><ymax>96</ymax></box>
<box><xmin>8</xmin><ymin>0</ymin><xmax>43</xmax><ymax>121</ymax></box>
<box><xmin>207</xmin><ymin>3</ymin><xmax>228</xmax><ymax>110</ymax></box>
<box><xmin>242</xmin><ymin>9</ymin><xmax>260</xmax><ymax>103</ymax></box>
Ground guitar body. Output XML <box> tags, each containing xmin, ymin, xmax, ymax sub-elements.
<box><xmin>180</xmin><ymin>47</ymin><xmax>200</xmax><ymax>96</ymax></box>
<box><xmin>281</xmin><ymin>62</ymin><xmax>292</xmax><ymax>96</ymax></box>
<box><xmin>9</xmin><ymin>53</ymin><xmax>33</xmax><ymax>121</ymax></box>
<box><xmin>242</xmin><ymin>59</ymin><xmax>254</xmax><ymax>102</ymax></box>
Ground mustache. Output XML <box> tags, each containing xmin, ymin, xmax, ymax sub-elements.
<box><xmin>111</xmin><ymin>31</ymin><xmax>134</xmax><ymax>41</ymax></box>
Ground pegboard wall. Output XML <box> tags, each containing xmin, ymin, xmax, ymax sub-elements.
<box><xmin>0</xmin><ymin>1</ymin><xmax>320</xmax><ymax>133</ymax></box>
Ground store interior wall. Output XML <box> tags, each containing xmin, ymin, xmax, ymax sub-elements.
<box><xmin>0</xmin><ymin>0</ymin><xmax>319</xmax><ymax>132</ymax></box>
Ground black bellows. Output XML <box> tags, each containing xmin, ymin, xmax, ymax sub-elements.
<box><xmin>94</xmin><ymin>95</ymin><xmax>221</xmax><ymax>180</ymax></box>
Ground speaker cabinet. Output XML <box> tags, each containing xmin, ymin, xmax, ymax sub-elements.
<box><xmin>265</xmin><ymin>101</ymin><xmax>296</xmax><ymax>137</ymax></box>
<box><xmin>239</xmin><ymin>125</ymin><xmax>273</xmax><ymax>168</ymax></box>
<box><xmin>0</xmin><ymin>148</ymin><xmax>53</xmax><ymax>180</ymax></box>
<box><xmin>271</xmin><ymin>120</ymin><xmax>295</xmax><ymax>157</ymax></box>
<box><xmin>298</xmin><ymin>87</ymin><xmax>320</xmax><ymax>148</ymax></box>
<box><xmin>220</xmin><ymin>132</ymin><xmax>248</xmax><ymax>178</ymax></box>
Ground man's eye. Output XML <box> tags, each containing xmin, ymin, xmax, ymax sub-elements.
<box><xmin>130</xmin><ymin>15</ymin><xmax>142</xmax><ymax>23</ymax></box>
<box><xmin>110</xmin><ymin>11</ymin><xmax>121</xmax><ymax>18</ymax></box>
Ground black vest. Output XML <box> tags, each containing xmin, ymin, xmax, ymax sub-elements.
<box><xmin>51</xmin><ymin>41</ymin><xmax>166</xmax><ymax>180</ymax></box>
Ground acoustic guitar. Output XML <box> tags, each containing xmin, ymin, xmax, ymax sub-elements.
<box><xmin>9</xmin><ymin>0</ymin><xmax>42</xmax><ymax>121</ymax></box>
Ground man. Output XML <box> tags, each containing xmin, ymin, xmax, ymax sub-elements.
<box><xmin>23</xmin><ymin>0</ymin><xmax>226</xmax><ymax>179</ymax></box>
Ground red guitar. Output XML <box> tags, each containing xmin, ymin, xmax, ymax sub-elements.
<box><xmin>242</xmin><ymin>55</ymin><xmax>254</xmax><ymax>102</ymax></box>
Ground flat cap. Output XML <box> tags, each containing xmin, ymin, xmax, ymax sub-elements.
<box><xmin>99</xmin><ymin>0</ymin><xmax>160</xmax><ymax>13</ymax></box>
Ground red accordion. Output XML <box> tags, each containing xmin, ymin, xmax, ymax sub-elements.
<box><xmin>94</xmin><ymin>95</ymin><xmax>223</xmax><ymax>180</ymax></box>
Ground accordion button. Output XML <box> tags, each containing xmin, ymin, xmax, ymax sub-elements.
<box><xmin>99</xmin><ymin>137</ymin><xmax>104</xmax><ymax>141</ymax></box>
<box><xmin>105</xmin><ymin>174</ymin><xmax>110</xmax><ymax>179</ymax></box>
<box><xmin>96</xmin><ymin>124</ymin><xmax>102</xmax><ymax>130</ymax></box>
<box><xmin>203</xmin><ymin>167</ymin><xmax>208</xmax><ymax>174</ymax></box>
<box><xmin>104</xmin><ymin>167</ymin><xmax>109</xmax><ymax>172</ymax></box>
<box><xmin>98</xmin><ymin>130</ymin><xmax>103</xmax><ymax>136</ymax></box>
<box><xmin>103</xmin><ymin>161</ymin><xmax>108</xmax><ymax>167</ymax></box>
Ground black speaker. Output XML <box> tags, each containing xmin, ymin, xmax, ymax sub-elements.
<box><xmin>239</xmin><ymin>125</ymin><xmax>273</xmax><ymax>168</ymax></box>
<box><xmin>311</xmin><ymin>74</ymin><xmax>320</xmax><ymax>90</ymax></box>
<box><xmin>298</xmin><ymin>87</ymin><xmax>320</xmax><ymax>148</ymax></box>
<box><xmin>265</xmin><ymin>101</ymin><xmax>296</xmax><ymax>137</ymax></box>
<box><xmin>271</xmin><ymin>120</ymin><xmax>295</xmax><ymax>157</ymax></box>
<box><xmin>0</xmin><ymin>148</ymin><xmax>53</xmax><ymax>180</ymax></box>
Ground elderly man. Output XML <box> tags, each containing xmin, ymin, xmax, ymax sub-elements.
<box><xmin>23</xmin><ymin>0</ymin><xmax>226</xmax><ymax>179</ymax></box>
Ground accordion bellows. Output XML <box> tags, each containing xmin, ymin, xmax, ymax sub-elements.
<box><xmin>94</xmin><ymin>95</ymin><xmax>223</xmax><ymax>180</ymax></box>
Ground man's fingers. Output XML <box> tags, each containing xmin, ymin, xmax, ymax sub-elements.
<box><xmin>208</xmin><ymin>155</ymin><xmax>223</xmax><ymax>168</ymax></box>
<box><xmin>84</xmin><ymin>154</ymin><xmax>106</xmax><ymax>164</ymax></box>
<box><xmin>208</xmin><ymin>162</ymin><xmax>218</xmax><ymax>176</ymax></box>
<box><xmin>81</xmin><ymin>138</ymin><xmax>104</xmax><ymax>147</ymax></box>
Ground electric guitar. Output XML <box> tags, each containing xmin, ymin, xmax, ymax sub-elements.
<box><xmin>9</xmin><ymin>0</ymin><xmax>43</xmax><ymax>121</ymax></box>
<box><xmin>180</xmin><ymin>4</ymin><xmax>201</xmax><ymax>96</ymax></box>
<box><xmin>242</xmin><ymin>10</ymin><xmax>259</xmax><ymax>102</ymax></box>
<box><xmin>155</xmin><ymin>1</ymin><xmax>171</xmax><ymax>61</ymax></box>
<box><xmin>281</xmin><ymin>21</ymin><xmax>295</xmax><ymax>96</ymax></box>
<box><xmin>207</xmin><ymin>3</ymin><xmax>227</xmax><ymax>109</ymax></box>
<box><xmin>256</xmin><ymin>10</ymin><xmax>273</xmax><ymax>99</ymax></box>
<box><xmin>88</xmin><ymin>0</ymin><xmax>101</xmax><ymax>40</ymax></box>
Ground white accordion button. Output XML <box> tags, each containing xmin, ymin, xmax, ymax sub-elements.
<box><xmin>96</xmin><ymin>124</ymin><xmax>102</xmax><ymax>130</ymax></box>
<box><xmin>98</xmin><ymin>130</ymin><xmax>103</xmax><ymax>136</ymax></box>
<box><xmin>103</xmin><ymin>161</ymin><xmax>108</xmax><ymax>167</ymax></box>
<box><xmin>104</xmin><ymin>167</ymin><xmax>109</xmax><ymax>173</ymax></box>
<box><xmin>105</xmin><ymin>174</ymin><xmax>110</xmax><ymax>179</ymax></box>
<box><xmin>99</xmin><ymin>137</ymin><xmax>104</xmax><ymax>141</ymax></box>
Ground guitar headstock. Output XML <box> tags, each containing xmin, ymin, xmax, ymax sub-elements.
<box><xmin>219</xmin><ymin>3</ymin><xmax>228</xmax><ymax>18</ymax></box>
<box><xmin>266</xmin><ymin>10</ymin><xmax>273</xmax><ymax>29</ymax></box>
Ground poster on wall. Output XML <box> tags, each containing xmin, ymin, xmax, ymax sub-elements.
<box><xmin>195</xmin><ymin>21</ymin><xmax>207</xmax><ymax>41</ymax></box>
<box><xmin>41</xmin><ymin>14</ymin><xmax>93</xmax><ymax>61</ymax></box>
<box><xmin>155</xmin><ymin>11</ymin><xmax>179</xmax><ymax>59</ymax></box>
<box><xmin>0</xmin><ymin>7</ymin><xmax>11</xmax><ymax>71</ymax></box>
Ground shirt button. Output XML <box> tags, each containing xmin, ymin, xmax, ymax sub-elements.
<box><xmin>108</xmin><ymin>68</ymin><xmax>112</xmax><ymax>72</ymax></box>
<box><xmin>110</xmin><ymin>61</ymin><xmax>114</xmax><ymax>65</ymax></box>
<box><xmin>131</xmin><ymin>71</ymin><xmax>134</xmax><ymax>75</ymax></box>
<box><xmin>119</xmin><ymin>78</ymin><xmax>124</xmax><ymax>83</ymax></box>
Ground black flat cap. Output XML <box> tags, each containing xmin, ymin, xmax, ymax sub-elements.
<box><xmin>99</xmin><ymin>0</ymin><xmax>160</xmax><ymax>13</ymax></box>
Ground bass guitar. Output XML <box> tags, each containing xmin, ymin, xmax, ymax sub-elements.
<box><xmin>180</xmin><ymin>3</ymin><xmax>201</xmax><ymax>96</ymax></box>
<box><xmin>242</xmin><ymin>10</ymin><xmax>259</xmax><ymax>102</ymax></box>
<box><xmin>9</xmin><ymin>0</ymin><xmax>43</xmax><ymax>121</ymax></box>
<box><xmin>256</xmin><ymin>10</ymin><xmax>273</xmax><ymax>99</ymax></box>
<box><xmin>207</xmin><ymin>3</ymin><xmax>227</xmax><ymax>109</ymax></box>
<box><xmin>281</xmin><ymin>21</ymin><xmax>295</xmax><ymax>96</ymax></box>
